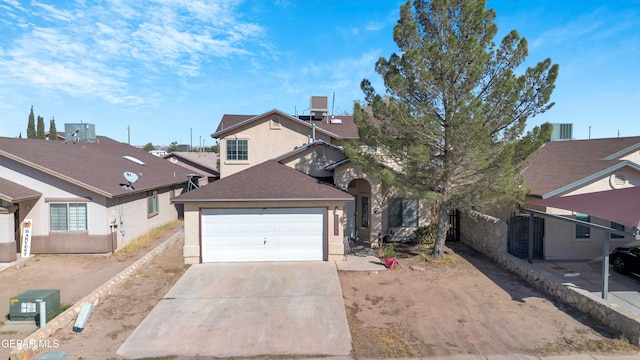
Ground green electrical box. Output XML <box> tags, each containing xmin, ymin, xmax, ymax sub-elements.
<box><xmin>9</xmin><ymin>289</ymin><xmax>61</xmax><ymax>321</ymax></box>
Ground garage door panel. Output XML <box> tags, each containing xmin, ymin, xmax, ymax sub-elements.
<box><xmin>201</xmin><ymin>208</ymin><xmax>325</xmax><ymax>262</ymax></box>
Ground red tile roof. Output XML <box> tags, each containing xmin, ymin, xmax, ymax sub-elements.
<box><xmin>0</xmin><ymin>136</ymin><xmax>191</xmax><ymax>198</ymax></box>
<box><xmin>173</xmin><ymin>160</ymin><xmax>353</xmax><ymax>202</ymax></box>
<box><xmin>523</xmin><ymin>136</ymin><xmax>640</xmax><ymax>197</ymax></box>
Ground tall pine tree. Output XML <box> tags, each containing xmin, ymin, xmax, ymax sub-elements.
<box><xmin>36</xmin><ymin>115</ymin><xmax>46</xmax><ymax>139</ymax></box>
<box><xmin>27</xmin><ymin>106</ymin><xmax>36</xmax><ymax>139</ymax></box>
<box><xmin>49</xmin><ymin>117</ymin><xmax>58</xmax><ymax>140</ymax></box>
<box><xmin>346</xmin><ymin>0</ymin><xmax>558</xmax><ymax>258</ymax></box>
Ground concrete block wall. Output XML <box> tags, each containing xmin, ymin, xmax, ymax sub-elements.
<box><xmin>459</xmin><ymin>210</ymin><xmax>640</xmax><ymax>344</ymax></box>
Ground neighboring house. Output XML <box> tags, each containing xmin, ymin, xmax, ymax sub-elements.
<box><xmin>0</xmin><ymin>136</ymin><xmax>192</xmax><ymax>263</ymax></box>
<box><xmin>163</xmin><ymin>151</ymin><xmax>220</xmax><ymax>186</ymax></box>
<box><xmin>520</xmin><ymin>136</ymin><xmax>640</xmax><ymax>260</ymax></box>
<box><xmin>174</xmin><ymin>105</ymin><xmax>432</xmax><ymax>264</ymax></box>
<box><xmin>149</xmin><ymin>149</ymin><xmax>168</xmax><ymax>157</ymax></box>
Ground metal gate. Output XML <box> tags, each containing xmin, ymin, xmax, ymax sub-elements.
<box><xmin>508</xmin><ymin>215</ymin><xmax>544</xmax><ymax>259</ymax></box>
<box><xmin>447</xmin><ymin>209</ymin><xmax>460</xmax><ymax>242</ymax></box>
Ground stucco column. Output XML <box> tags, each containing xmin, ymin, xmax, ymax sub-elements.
<box><xmin>0</xmin><ymin>207</ymin><xmax>17</xmax><ymax>262</ymax></box>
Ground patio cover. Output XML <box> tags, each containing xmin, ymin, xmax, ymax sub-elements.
<box><xmin>525</xmin><ymin>186</ymin><xmax>640</xmax><ymax>230</ymax></box>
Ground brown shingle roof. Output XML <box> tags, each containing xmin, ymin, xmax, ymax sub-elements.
<box><xmin>163</xmin><ymin>152</ymin><xmax>220</xmax><ymax>178</ymax></box>
<box><xmin>173</xmin><ymin>160</ymin><xmax>353</xmax><ymax>202</ymax></box>
<box><xmin>0</xmin><ymin>136</ymin><xmax>191</xmax><ymax>198</ymax></box>
<box><xmin>0</xmin><ymin>178</ymin><xmax>42</xmax><ymax>202</ymax></box>
<box><xmin>523</xmin><ymin>136</ymin><xmax>640</xmax><ymax>197</ymax></box>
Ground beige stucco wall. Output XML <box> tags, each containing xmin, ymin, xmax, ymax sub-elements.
<box><xmin>0</xmin><ymin>159</ymin><xmax>183</xmax><ymax>258</ymax></box>
<box><xmin>542</xmin><ymin>214</ymin><xmax>634</xmax><ymax>260</ymax></box>
<box><xmin>0</xmin><ymin>206</ymin><xmax>17</xmax><ymax>262</ymax></box>
<box><xmin>218</xmin><ymin>114</ymin><xmax>333</xmax><ymax>178</ymax></box>
<box><xmin>563</xmin><ymin>169</ymin><xmax>640</xmax><ymax>197</ymax></box>
<box><xmin>181</xmin><ymin>200</ymin><xmax>350</xmax><ymax>265</ymax></box>
<box><xmin>333</xmin><ymin>163</ymin><xmax>383</xmax><ymax>243</ymax></box>
<box><xmin>619</xmin><ymin>149</ymin><xmax>640</xmax><ymax>163</ymax></box>
<box><xmin>332</xmin><ymin>162</ymin><xmax>433</xmax><ymax>242</ymax></box>
<box><xmin>537</xmin><ymin>167</ymin><xmax>640</xmax><ymax>260</ymax></box>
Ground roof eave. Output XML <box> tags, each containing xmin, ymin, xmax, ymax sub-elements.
<box><xmin>212</xmin><ymin>110</ymin><xmax>340</xmax><ymax>140</ymax></box>
<box><xmin>0</xmin><ymin>149</ymin><xmax>114</xmax><ymax>198</ymax></box>
<box><xmin>541</xmin><ymin>161</ymin><xmax>640</xmax><ymax>199</ymax></box>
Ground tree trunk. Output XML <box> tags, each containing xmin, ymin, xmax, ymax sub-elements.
<box><xmin>431</xmin><ymin>201</ymin><xmax>450</xmax><ymax>259</ymax></box>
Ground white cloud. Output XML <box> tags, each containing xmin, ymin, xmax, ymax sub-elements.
<box><xmin>0</xmin><ymin>0</ymin><xmax>266</xmax><ymax>105</ymax></box>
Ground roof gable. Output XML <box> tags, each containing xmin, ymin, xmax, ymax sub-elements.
<box><xmin>273</xmin><ymin>140</ymin><xmax>345</xmax><ymax>163</ymax></box>
<box><xmin>523</xmin><ymin>136</ymin><xmax>640</xmax><ymax>197</ymax></box>
<box><xmin>0</xmin><ymin>136</ymin><xmax>191</xmax><ymax>198</ymax></box>
<box><xmin>173</xmin><ymin>160</ymin><xmax>352</xmax><ymax>202</ymax></box>
<box><xmin>164</xmin><ymin>152</ymin><xmax>220</xmax><ymax>178</ymax></box>
<box><xmin>213</xmin><ymin>110</ymin><xmax>362</xmax><ymax>140</ymax></box>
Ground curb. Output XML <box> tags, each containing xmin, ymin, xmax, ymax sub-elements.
<box><xmin>8</xmin><ymin>228</ymin><xmax>184</xmax><ymax>360</ymax></box>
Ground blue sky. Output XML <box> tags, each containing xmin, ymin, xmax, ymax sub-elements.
<box><xmin>0</xmin><ymin>0</ymin><xmax>638</xmax><ymax>146</ymax></box>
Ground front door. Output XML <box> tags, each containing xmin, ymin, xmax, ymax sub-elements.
<box><xmin>346</xmin><ymin>179</ymin><xmax>372</xmax><ymax>242</ymax></box>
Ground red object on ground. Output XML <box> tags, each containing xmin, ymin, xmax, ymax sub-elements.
<box><xmin>384</xmin><ymin>257</ymin><xmax>396</xmax><ymax>269</ymax></box>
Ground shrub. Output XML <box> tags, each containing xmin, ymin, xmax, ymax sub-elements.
<box><xmin>414</xmin><ymin>224</ymin><xmax>437</xmax><ymax>245</ymax></box>
<box><xmin>384</xmin><ymin>244</ymin><xmax>396</xmax><ymax>258</ymax></box>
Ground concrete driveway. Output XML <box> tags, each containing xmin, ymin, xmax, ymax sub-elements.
<box><xmin>117</xmin><ymin>262</ymin><xmax>352</xmax><ymax>358</ymax></box>
<box><xmin>535</xmin><ymin>258</ymin><xmax>640</xmax><ymax>315</ymax></box>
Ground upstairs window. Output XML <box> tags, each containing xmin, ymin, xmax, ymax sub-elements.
<box><xmin>226</xmin><ymin>139</ymin><xmax>248</xmax><ymax>161</ymax></box>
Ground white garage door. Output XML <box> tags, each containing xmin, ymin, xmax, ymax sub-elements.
<box><xmin>201</xmin><ymin>208</ymin><xmax>325</xmax><ymax>262</ymax></box>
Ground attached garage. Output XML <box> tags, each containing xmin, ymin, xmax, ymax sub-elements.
<box><xmin>201</xmin><ymin>208</ymin><xmax>325</xmax><ymax>262</ymax></box>
<box><xmin>173</xmin><ymin>160</ymin><xmax>353</xmax><ymax>264</ymax></box>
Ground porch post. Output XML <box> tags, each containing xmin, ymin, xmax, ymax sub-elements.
<box><xmin>602</xmin><ymin>237</ymin><xmax>610</xmax><ymax>300</ymax></box>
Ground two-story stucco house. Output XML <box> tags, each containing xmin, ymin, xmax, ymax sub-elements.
<box><xmin>173</xmin><ymin>101</ymin><xmax>432</xmax><ymax>265</ymax></box>
<box><xmin>0</xmin><ymin>135</ymin><xmax>191</xmax><ymax>263</ymax></box>
<box><xmin>518</xmin><ymin>136</ymin><xmax>640</xmax><ymax>260</ymax></box>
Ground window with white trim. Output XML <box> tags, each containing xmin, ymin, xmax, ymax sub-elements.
<box><xmin>50</xmin><ymin>203</ymin><xmax>87</xmax><ymax>231</ymax></box>
<box><xmin>226</xmin><ymin>139</ymin><xmax>248</xmax><ymax>161</ymax></box>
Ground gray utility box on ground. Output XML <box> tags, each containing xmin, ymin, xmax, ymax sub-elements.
<box><xmin>9</xmin><ymin>289</ymin><xmax>60</xmax><ymax>321</ymax></box>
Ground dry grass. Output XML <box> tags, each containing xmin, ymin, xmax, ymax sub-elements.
<box><xmin>114</xmin><ymin>220</ymin><xmax>182</xmax><ymax>261</ymax></box>
<box><xmin>346</xmin><ymin>305</ymin><xmax>433</xmax><ymax>358</ymax></box>
<box><xmin>532</xmin><ymin>337</ymin><xmax>640</xmax><ymax>356</ymax></box>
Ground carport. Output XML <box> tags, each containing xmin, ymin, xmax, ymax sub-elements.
<box><xmin>524</xmin><ymin>186</ymin><xmax>640</xmax><ymax>299</ymax></box>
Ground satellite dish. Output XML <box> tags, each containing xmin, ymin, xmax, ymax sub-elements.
<box><xmin>170</xmin><ymin>157</ymin><xmax>178</xmax><ymax>164</ymax></box>
<box><xmin>120</xmin><ymin>171</ymin><xmax>141</xmax><ymax>190</ymax></box>
<box><xmin>123</xmin><ymin>172</ymin><xmax>140</xmax><ymax>183</ymax></box>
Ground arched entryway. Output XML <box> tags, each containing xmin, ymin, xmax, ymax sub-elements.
<box><xmin>346</xmin><ymin>179</ymin><xmax>372</xmax><ymax>241</ymax></box>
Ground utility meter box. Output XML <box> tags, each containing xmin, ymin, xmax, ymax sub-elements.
<box><xmin>9</xmin><ymin>289</ymin><xmax>60</xmax><ymax>321</ymax></box>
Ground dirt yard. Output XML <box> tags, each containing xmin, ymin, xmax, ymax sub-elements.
<box><xmin>2</xmin><ymin>227</ymin><xmax>640</xmax><ymax>359</ymax></box>
<box><xmin>0</xmin><ymin>221</ymin><xmax>187</xmax><ymax>360</ymax></box>
<box><xmin>340</xmin><ymin>241</ymin><xmax>640</xmax><ymax>358</ymax></box>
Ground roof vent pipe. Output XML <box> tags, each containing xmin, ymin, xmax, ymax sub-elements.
<box><xmin>312</xmin><ymin>123</ymin><xmax>316</xmax><ymax>141</ymax></box>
